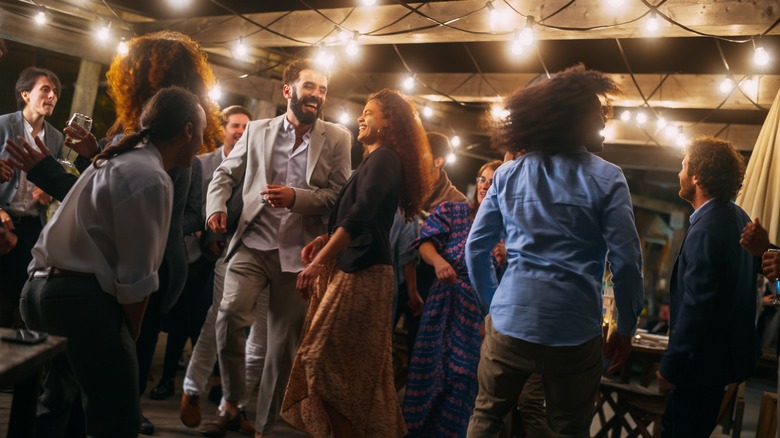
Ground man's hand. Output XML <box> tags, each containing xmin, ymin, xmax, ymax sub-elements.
<box><xmin>407</xmin><ymin>288</ymin><xmax>424</xmax><ymax>317</ymax></box>
<box><xmin>0</xmin><ymin>209</ymin><xmax>14</xmax><ymax>231</ymax></box>
<box><xmin>656</xmin><ymin>370</ymin><xmax>676</xmax><ymax>391</ymax></box>
<box><xmin>261</xmin><ymin>184</ymin><xmax>296</xmax><ymax>209</ymax></box>
<box><xmin>301</xmin><ymin>235</ymin><xmax>326</xmax><ymax>266</ymax></box>
<box><xmin>207</xmin><ymin>212</ymin><xmax>227</xmax><ymax>233</ymax></box>
<box><xmin>603</xmin><ymin>331</ymin><xmax>632</xmax><ymax>375</ymax></box>
<box><xmin>5</xmin><ymin>136</ymin><xmax>49</xmax><ymax>173</ymax></box>
<box><xmin>762</xmin><ymin>249</ymin><xmax>780</xmax><ymax>280</ymax></box>
<box><xmin>740</xmin><ymin>218</ymin><xmax>770</xmax><ymax>257</ymax></box>
<box><xmin>207</xmin><ymin>240</ymin><xmax>225</xmax><ymax>257</ymax></box>
<box><xmin>32</xmin><ymin>187</ymin><xmax>53</xmax><ymax>206</ymax></box>
<box><xmin>63</xmin><ymin>123</ymin><xmax>100</xmax><ymax>158</ymax></box>
<box><xmin>0</xmin><ymin>159</ymin><xmax>13</xmax><ymax>183</ymax></box>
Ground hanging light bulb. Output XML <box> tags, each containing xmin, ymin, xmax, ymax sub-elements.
<box><xmin>339</xmin><ymin>29</ymin><xmax>352</xmax><ymax>42</ymax></box>
<box><xmin>487</xmin><ymin>1</ymin><xmax>498</xmax><ymax>29</ymax></box>
<box><xmin>234</xmin><ymin>37</ymin><xmax>248</xmax><ymax>57</ymax></box>
<box><xmin>422</xmin><ymin>105</ymin><xmax>433</xmax><ymax>118</ymax></box>
<box><xmin>645</xmin><ymin>12</ymin><xmax>659</xmax><ymax>33</ymax></box>
<box><xmin>362</xmin><ymin>0</ymin><xmax>377</xmax><ymax>6</ymax></box>
<box><xmin>315</xmin><ymin>46</ymin><xmax>335</xmax><ymax>70</ymax></box>
<box><xmin>519</xmin><ymin>17</ymin><xmax>535</xmax><ymax>46</ymax></box>
<box><xmin>338</xmin><ymin>111</ymin><xmax>350</xmax><ymax>125</ymax></box>
<box><xmin>656</xmin><ymin>116</ymin><xmax>667</xmax><ymax>130</ymax></box>
<box><xmin>346</xmin><ymin>32</ymin><xmax>359</xmax><ymax>57</ymax></box>
<box><xmin>209</xmin><ymin>84</ymin><xmax>222</xmax><ymax>102</ymax></box>
<box><xmin>741</xmin><ymin>77</ymin><xmax>758</xmax><ymax>97</ymax></box>
<box><xmin>607</xmin><ymin>0</ymin><xmax>624</xmax><ymax>7</ymax></box>
<box><xmin>719</xmin><ymin>77</ymin><xmax>734</xmax><ymax>94</ymax></box>
<box><xmin>491</xmin><ymin>103</ymin><xmax>509</xmax><ymax>119</ymax></box>
<box><xmin>620</xmin><ymin>109</ymin><xmax>632</xmax><ymax>122</ymax></box>
<box><xmin>34</xmin><ymin>10</ymin><xmax>46</xmax><ymax>25</ymax></box>
<box><xmin>117</xmin><ymin>39</ymin><xmax>129</xmax><ymax>56</ymax></box>
<box><xmin>168</xmin><ymin>0</ymin><xmax>191</xmax><ymax>8</ymax></box>
<box><xmin>511</xmin><ymin>40</ymin><xmax>525</xmax><ymax>56</ymax></box>
<box><xmin>403</xmin><ymin>76</ymin><xmax>415</xmax><ymax>91</ymax></box>
<box><xmin>446</xmin><ymin>153</ymin><xmax>457</xmax><ymax>164</ymax></box>
<box><xmin>97</xmin><ymin>22</ymin><xmax>111</xmax><ymax>42</ymax></box>
<box><xmin>675</xmin><ymin>126</ymin><xmax>687</xmax><ymax>148</ymax></box>
<box><xmin>635</xmin><ymin>111</ymin><xmax>648</xmax><ymax>125</ymax></box>
<box><xmin>450</xmin><ymin>135</ymin><xmax>461</xmax><ymax>148</ymax></box>
<box><xmin>754</xmin><ymin>46</ymin><xmax>770</xmax><ymax>66</ymax></box>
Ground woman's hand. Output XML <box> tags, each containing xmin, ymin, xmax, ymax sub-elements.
<box><xmin>297</xmin><ymin>262</ymin><xmax>326</xmax><ymax>300</ymax></box>
<box><xmin>433</xmin><ymin>259</ymin><xmax>457</xmax><ymax>284</ymax></box>
<box><xmin>301</xmin><ymin>235</ymin><xmax>327</xmax><ymax>266</ymax></box>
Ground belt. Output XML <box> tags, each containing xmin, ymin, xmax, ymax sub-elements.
<box><xmin>30</xmin><ymin>267</ymin><xmax>94</xmax><ymax>280</ymax></box>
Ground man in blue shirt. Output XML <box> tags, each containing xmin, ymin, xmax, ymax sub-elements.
<box><xmin>465</xmin><ymin>65</ymin><xmax>644</xmax><ymax>437</ymax></box>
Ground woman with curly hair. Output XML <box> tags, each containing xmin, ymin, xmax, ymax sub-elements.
<box><xmin>282</xmin><ymin>89</ymin><xmax>431</xmax><ymax>437</ymax></box>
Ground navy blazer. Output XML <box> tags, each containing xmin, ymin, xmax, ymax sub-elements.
<box><xmin>659</xmin><ymin>199</ymin><xmax>758</xmax><ymax>387</ymax></box>
<box><xmin>0</xmin><ymin>111</ymin><xmax>64</xmax><ymax>223</ymax></box>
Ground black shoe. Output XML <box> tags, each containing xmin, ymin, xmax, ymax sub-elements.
<box><xmin>150</xmin><ymin>378</ymin><xmax>175</xmax><ymax>400</ymax></box>
<box><xmin>207</xmin><ymin>384</ymin><xmax>222</xmax><ymax>405</ymax></box>
<box><xmin>140</xmin><ymin>414</ymin><xmax>155</xmax><ymax>435</ymax></box>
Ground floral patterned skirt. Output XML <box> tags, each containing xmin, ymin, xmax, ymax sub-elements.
<box><xmin>281</xmin><ymin>262</ymin><xmax>406</xmax><ymax>437</ymax></box>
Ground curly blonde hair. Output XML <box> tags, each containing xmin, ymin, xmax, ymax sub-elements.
<box><xmin>106</xmin><ymin>31</ymin><xmax>221</xmax><ymax>153</ymax></box>
<box><xmin>367</xmin><ymin>89</ymin><xmax>432</xmax><ymax>221</ymax></box>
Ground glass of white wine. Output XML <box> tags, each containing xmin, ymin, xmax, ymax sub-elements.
<box><xmin>61</xmin><ymin>113</ymin><xmax>93</xmax><ymax>176</ymax></box>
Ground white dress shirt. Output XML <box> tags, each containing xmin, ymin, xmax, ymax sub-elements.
<box><xmin>29</xmin><ymin>144</ymin><xmax>173</xmax><ymax>304</ymax></box>
<box><xmin>242</xmin><ymin>117</ymin><xmax>310</xmax><ymax>273</ymax></box>
<box><xmin>8</xmin><ymin>119</ymin><xmax>45</xmax><ymax>217</ymax></box>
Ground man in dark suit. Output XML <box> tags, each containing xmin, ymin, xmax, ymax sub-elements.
<box><xmin>657</xmin><ymin>135</ymin><xmax>757</xmax><ymax>437</ymax></box>
<box><xmin>0</xmin><ymin>66</ymin><xmax>63</xmax><ymax>328</ymax></box>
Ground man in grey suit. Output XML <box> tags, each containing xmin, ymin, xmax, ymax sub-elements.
<box><xmin>204</xmin><ymin>58</ymin><xmax>352</xmax><ymax>436</ymax></box>
<box><xmin>0</xmin><ymin>66</ymin><xmax>63</xmax><ymax>327</ymax></box>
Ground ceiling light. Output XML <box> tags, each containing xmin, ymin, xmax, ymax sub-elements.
<box><xmin>117</xmin><ymin>40</ymin><xmax>128</xmax><ymax>56</ymax></box>
<box><xmin>675</xmin><ymin>126</ymin><xmax>687</xmax><ymax>148</ymax></box>
<box><xmin>34</xmin><ymin>10</ymin><xmax>46</xmax><ymax>25</ymax></box>
<box><xmin>338</xmin><ymin>111</ymin><xmax>350</xmax><ymax>125</ymax></box>
<box><xmin>491</xmin><ymin>104</ymin><xmax>509</xmax><ymax>119</ymax></box>
<box><xmin>346</xmin><ymin>33</ymin><xmax>359</xmax><ymax>57</ymax></box>
<box><xmin>719</xmin><ymin>77</ymin><xmax>734</xmax><ymax>94</ymax></box>
<box><xmin>451</xmin><ymin>135</ymin><xmax>461</xmax><ymax>148</ymax></box>
<box><xmin>209</xmin><ymin>85</ymin><xmax>222</xmax><ymax>102</ymax></box>
<box><xmin>620</xmin><ymin>109</ymin><xmax>631</xmax><ymax>122</ymax></box>
<box><xmin>607</xmin><ymin>0</ymin><xmax>624</xmax><ymax>7</ymax></box>
<box><xmin>656</xmin><ymin>116</ymin><xmax>667</xmax><ymax>130</ymax></box>
<box><xmin>741</xmin><ymin>77</ymin><xmax>758</xmax><ymax>97</ymax></box>
<box><xmin>168</xmin><ymin>0</ymin><xmax>191</xmax><ymax>8</ymax></box>
<box><xmin>97</xmin><ymin>22</ymin><xmax>111</xmax><ymax>42</ymax></box>
<box><xmin>511</xmin><ymin>40</ymin><xmax>525</xmax><ymax>56</ymax></box>
<box><xmin>315</xmin><ymin>46</ymin><xmax>335</xmax><ymax>70</ymax></box>
<box><xmin>446</xmin><ymin>153</ymin><xmax>457</xmax><ymax>164</ymax></box>
<box><xmin>362</xmin><ymin>0</ymin><xmax>377</xmax><ymax>5</ymax></box>
<box><xmin>403</xmin><ymin>76</ymin><xmax>415</xmax><ymax>91</ymax></box>
<box><xmin>422</xmin><ymin>105</ymin><xmax>433</xmax><ymax>118</ymax></box>
<box><xmin>519</xmin><ymin>17</ymin><xmax>535</xmax><ymax>47</ymax></box>
<box><xmin>645</xmin><ymin>12</ymin><xmax>659</xmax><ymax>33</ymax></box>
<box><xmin>754</xmin><ymin>47</ymin><xmax>770</xmax><ymax>67</ymax></box>
<box><xmin>234</xmin><ymin>37</ymin><xmax>248</xmax><ymax>57</ymax></box>
<box><xmin>635</xmin><ymin>111</ymin><xmax>648</xmax><ymax>125</ymax></box>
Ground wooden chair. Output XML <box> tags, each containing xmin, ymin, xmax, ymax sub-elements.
<box><xmin>593</xmin><ymin>378</ymin><xmax>666</xmax><ymax>438</ymax></box>
<box><xmin>716</xmin><ymin>382</ymin><xmax>745</xmax><ymax>437</ymax></box>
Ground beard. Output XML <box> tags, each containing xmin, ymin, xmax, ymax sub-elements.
<box><xmin>290</xmin><ymin>87</ymin><xmax>322</xmax><ymax>125</ymax></box>
<box><xmin>678</xmin><ymin>177</ymin><xmax>695</xmax><ymax>203</ymax></box>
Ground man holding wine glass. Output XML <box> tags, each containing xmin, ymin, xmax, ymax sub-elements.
<box><xmin>0</xmin><ymin>66</ymin><xmax>64</xmax><ymax>328</ymax></box>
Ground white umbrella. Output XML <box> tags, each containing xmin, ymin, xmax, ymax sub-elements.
<box><xmin>737</xmin><ymin>88</ymin><xmax>780</xmax><ymax>244</ymax></box>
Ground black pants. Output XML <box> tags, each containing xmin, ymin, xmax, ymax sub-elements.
<box><xmin>20</xmin><ymin>275</ymin><xmax>141</xmax><ymax>438</ymax></box>
<box><xmin>661</xmin><ymin>384</ymin><xmax>726</xmax><ymax>437</ymax></box>
<box><xmin>0</xmin><ymin>215</ymin><xmax>41</xmax><ymax>327</ymax></box>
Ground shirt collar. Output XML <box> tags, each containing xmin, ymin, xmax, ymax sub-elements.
<box><xmin>282</xmin><ymin>117</ymin><xmax>313</xmax><ymax>139</ymax></box>
<box><xmin>689</xmin><ymin>198</ymin><xmax>715</xmax><ymax>223</ymax></box>
<box><xmin>22</xmin><ymin>118</ymin><xmax>45</xmax><ymax>140</ymax></box>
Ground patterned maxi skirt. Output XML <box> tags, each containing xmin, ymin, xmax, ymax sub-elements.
<box><xmin>281</xmin><ymin>262</ymin><xmax>406</xmax><ymax>437</ymax></box>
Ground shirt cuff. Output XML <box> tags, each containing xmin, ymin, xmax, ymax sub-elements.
<box><xmin>114</xmin><ymin>272</ymin><xmax>159</xmax><ymax>304</ymax></box>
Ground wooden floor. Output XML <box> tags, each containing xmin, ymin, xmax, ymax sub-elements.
<box><xmin>0</xmin><ymin>333</ymin><xmax>775</xmax><ymax>437</ymax></box>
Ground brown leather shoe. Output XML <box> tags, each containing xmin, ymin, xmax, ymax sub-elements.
<box><xmin>237</xmin><ymin>408</ymin><xmax>255</xmax><ymax>435</ymax></box>
<box><xmin>200</xmin><ymin>409</ymin><xmax>237</xmax><ymax>438</ymax></box>
<box><xmin>180</xmin><ymin>393</ymin><xmax>201</xmax><ymax>428</ymax></box>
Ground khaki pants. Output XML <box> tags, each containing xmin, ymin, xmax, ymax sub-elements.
<box><xmin>467</xmin><ymin>315</ymin><xmax>602</xmax><ymax>438</ymax></box>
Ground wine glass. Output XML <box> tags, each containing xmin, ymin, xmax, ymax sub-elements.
<box><xmin>62</xmin><ymin>113</ymin><xmax>93</xmax><ymax>176</ymax></box>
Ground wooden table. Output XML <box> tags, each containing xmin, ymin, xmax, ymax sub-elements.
<box><xmin>0</xmin><ymin>328</ymin><xmax>67</xmax><ymax>438</ymax></box>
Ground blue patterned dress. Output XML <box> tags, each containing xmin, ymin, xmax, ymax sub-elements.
<box><xmin>403</xmin><ymin>201</ymin><xmax>495</xmax><ymax>437</ymax></box>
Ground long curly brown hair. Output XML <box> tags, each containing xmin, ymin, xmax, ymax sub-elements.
<box><xmin>686</xmin><ymin>135</ymin><xmax>746</xmax><ymax>201</ymax></box>
<box><xmin>493</xmin><ymin>64</ymin><xmax>620</xmax><ymax>155</ymax></box>
<box><xmin>368</xmin><ymin>89</ymin><xmax>432</xmax><ymax>221</ymax></box>
<box><xmin>106</xmin><ymin>31</ymin><xmax>221</xmax><ymax>153</ymax></box>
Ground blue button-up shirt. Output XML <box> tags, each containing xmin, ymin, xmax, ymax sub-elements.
<box><xmin>466</xmin><ymin>149</ymin><xmax>644</xmax><ymax>346</ymax></box>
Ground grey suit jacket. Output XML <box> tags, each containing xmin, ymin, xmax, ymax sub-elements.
<box><xmin>206</xmin><ymin>115</ymin><xmax>352</xmax><ymax>262</ymax></box>
<box><xmin>0</xmin><ymin>111</ymin><xmax>64</xmax><ymax>222</ymax></box>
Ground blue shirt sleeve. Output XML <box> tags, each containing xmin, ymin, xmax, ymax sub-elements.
<box><xmin>466</xmin><ymin>182</ymin><xmax>503</xmax><ymax>314</ymax></box>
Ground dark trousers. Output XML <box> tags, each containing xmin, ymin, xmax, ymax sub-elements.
<box><xmin>467</xmin><ymin>315</ymin><xmax>602</xmax><ymax>438</ymax></box>
<box><xmin>661</xmin><ymin>384</ymin><xmax>726</xmax><ymax>437</ymax></box>
<box><xmin>20</xmin><ymin>275</ymin><xmax>141</xmax><ymax>438</ymax></box>
<box><xmin>0</xmin><ymin>215</ymin><xmax>41</xmax><ymax>327</ymax></box>
<box><xmin>136</xmin><ymin>264</ymin><xmax>169</xmax><ymax>396</ymax></box>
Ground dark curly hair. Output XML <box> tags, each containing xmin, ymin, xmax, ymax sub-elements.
<box><xmin>282</xmin><ymin>58</ymin><xmax>328</xmax><ymax>86</ymax></box>
<box><xmin>106</xmin><ymin>31</ymin><xmax>221</xmax><ymax>153</ymax></box>
<box><xmin>367</xmin><ymin>89</ymin><xmax>432</xmax><ymax>221</ymax></box>
<box><xmin>685</xmin><ymin>135</ymin><xmax>745</xmax><ymax>201</ymax></box>
<box><xmin>493</xmin><ymin>64</ymin><xmax>620</xmax><ymax>154</ymax></box>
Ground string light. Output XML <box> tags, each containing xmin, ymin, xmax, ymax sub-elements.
<box><xmin>403</xmin><ymin>76</ymin><xmax>415</xmax><ymax>91</ymax></box>
<box><xmin>645</xmin><ymin>12</ymin><xmax>659</xmax><ymax>34</ymax></box>
<box><xmin>209</xmin><ymin>84</ymin><xmax>223</xmax><ymax>102</ymax></box>
<box><xmin>346</xmin><ymin>32</ymin><xmax>359</xmax><ymax>57</ymax></box>
<box><xmin>741</xmin><ymin>76</ymin><xmax>758</xmax><ymax>97</ymax></box>
<box><xmin>450</xmin><ymin>135</ymin><xmax>461</xmax><ymax>147</ymax></box>
<box><xmin>446</xmin><ymin>153</ymin><xmax>457</xmax><ymax>164</ymax></box>
<box><xmin>338</xmin><ymin>111</ymin><xmax>350</xmax><ymax>125</ymax></box>
<box><xmin>422</xmin><ymin>105</ymin><xmax>434</xmax><ymax>118</ymax></box>
<box><xmin>620</xmin><ymin>109</ymin><xmax>631</xmax><ymax>122</ymax></box>
<box><xmin>234</xmin><ymin>37</ymin><xmax>248</xmax><ymax>57</ymax></box>
<box><xmin>491</xmin><ymin>103</ymin><xmax>509</xmax><ymax>119</ymax></box>
<box><xmin>97</xmin><ymin>22</ymin><xmax>111</xmax><ymax>42</ymax></box>
<box><xmin>656</xmin><ymin>116</ymin><xmax>667</xmax><ymax>130</ymax></box>
<box><xmin>754</xmin><ymin>46</ymin><xmax>770</xmax><ymax>66</ymax></box>
<box><xmin>635</xmin><ymin>111</ymin><xmax>647</xmax><ymax>125</ymax></box>
<box><xmin>719</xmin><ymin>77</ymin><xmax>734</xmax><ymax>93</ymax></box>
<box><xmin>607</xmin><ymin>0</ymin><xmax>624</xmax><ymax>7</ymax></box>
<box><xmin>315</xmin><ymin>46</ymin><xmax>335</xmax><ymax>70</ymax></box>
<box><xmin>117</xmin><ymin>39</ymin><xmax>128</xmax><ymax>56</ymax></box>
<box><xmin>339</xmin><ymin>29</ymin><xmax>352</xmax><ymax>42</ymax></box>
<box><xmin>675</xmin><ymin>126</ymin><xmax>687</xmax><ymax>148</ymax></box>
<box><xmin>510</xmin><ymin>40</ymin><xmax>525</xmax><ymax>56</ymax></box>
<box><xmin>34</xmin><ymin>10</ymin><xmax>46</xmax><ymax>25</ymax></box>
<box><xmin>519</xmin><ymin>17</ymin><xmax>535</xmax><ymax>47</ymax></box>
<box><xmin>362</xmin><ymin>0</ymin><xmax>377</xmax><ymax>6</ymax></box>
<box><xmin>168</xmin><ymin>0</ymin><xmax>192</xmax><ymax>8</ymax></box>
